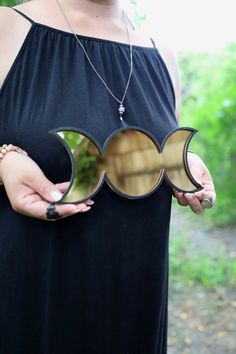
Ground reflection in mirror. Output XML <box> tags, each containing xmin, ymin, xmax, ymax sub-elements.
<box><xmin>105</xmin><ymin>129</ymin><xmax>200</xmax><ymax>197</ymax></box>
<box><xmin>57</xmin><ymin>131</ymin><xmax>104</xmax><ymax>203</ymax></box>
<box><xmin>52</xmin><ymin>127</ymin><xmax>202</xmax><ymax>204</ymax></box>
<box><xmin>162</xmin><ymin>129</ymin><xmax>200</xmax><ymax>191</ymax></box>
<box><xmin>105</xmin><ymin>130</ymin><xmax>162</xmax><ymax>197</ymax></box>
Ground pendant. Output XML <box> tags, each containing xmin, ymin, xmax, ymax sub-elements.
<box><xmin>118</xmin><ymin>103</ymin><xmax>127</xmax><ymax>127</ymax></box>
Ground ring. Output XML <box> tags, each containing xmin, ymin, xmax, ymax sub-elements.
<box><xmin>200</xmin><ymin>195</ymin><xmax>214</xmax><ymax>209</ymax></box>
<box><xmin>46</xmin><ymin>204</ymin><xmax>61</xmax><ymax>220</ymax></box>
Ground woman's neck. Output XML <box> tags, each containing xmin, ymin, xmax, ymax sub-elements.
<box><xmin>15</xmin><ymin>0</ymin><xmax>152</xmax><ymax>47</ymax></box>
<box><xmin>54</xmin><ymin>0</ymin><xmax>122</xmax><ymax>20</ymax></box>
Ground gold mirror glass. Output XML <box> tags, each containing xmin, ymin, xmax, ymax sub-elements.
<box><xmin>50</xmin><ymin>127</ymin><xmax>202</xmax><ymax>203</ymax></box>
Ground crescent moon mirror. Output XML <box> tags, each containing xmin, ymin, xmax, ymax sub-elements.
<box><xmin>50</xmin><ymin>126</ymin><xmax>202</xmax><ymax>204</ymax></box>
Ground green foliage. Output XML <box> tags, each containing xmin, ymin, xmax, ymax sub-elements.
<box><xmin>129</xmin><ymin>0</ymin><xmax>147</xmax><ymax>28</ymax></box>
<box><xmin>180</xmin><ymin>44</ymin><xmax>236</xmax><ymax>226</ymax></box>
<box><xmin>62</xmin><ymin>131</ymin><xmax>99</xmax><ymax>192</ymax></box>
<box><xmin>75</xmin><ymin>141</ymin><xmax>98</xmax><ymax>190</ymax></box>
<box><xmin>169</xmin><ymin>234</ymin><xmax>236</xmax><ymax>290</ymax></box>
<box><xmin>0</xmin><ymin>0</ymin><xmax>16</xmax><ymax>6</ymax></box>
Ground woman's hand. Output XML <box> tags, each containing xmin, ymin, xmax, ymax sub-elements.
<box><xmin>0</xmin><ymin>151</ymin><xmax>93</xmax><ymax>221</ymax></box>
<box><xmin>173</xmin><ymin>152</ymin><xmax>216</xmax><ymax>214</ymax></box>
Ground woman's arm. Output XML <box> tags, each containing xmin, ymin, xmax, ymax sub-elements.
<box><xmin>158</xmin><ymin>41</ymin><xmax>216</xmax><ymax>213</ymax></box>
<box><xmin>0</xmin><ymin>7</ymin><xmax>94</xmax><ymax>220</ymax></box>
<box><xmin>0</xmin><ymin>149</ymin><xmax>93</xmax><ymax>220</ymax></box>
<box><xmin>157</xmin><ymin>40</ymin><xmax>181</xmax><ymax>123</ymax></box>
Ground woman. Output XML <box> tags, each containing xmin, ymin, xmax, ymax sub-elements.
<box><xmin>0</xmin><ymin>0</ymin><xmax>215</xmax><ymax>353</ymax></box>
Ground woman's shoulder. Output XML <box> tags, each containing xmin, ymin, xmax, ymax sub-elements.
<box><xmin>138</xmin><ymin>28</ymin><xmax>180</xmax><ymax>93</ymax></box>
<box><xmin>154</xmin><ymin>37</ymin><xmax>181</xmax><ymax>120</ymax></box>
<box><xmin>0</xmin><ymin>6</ymin><xmax>16</xmax><ymax>27</ymax></box>
<box><xmin>0</xmin><ymin>0</ymin><xmax>39</xmax><ymax>26</ymax></box>
<box><xmin>0</xmin><ymin>5</ymin><xmax>33</xmax><ymax>45</ymax></box>
<box><xmin>0</xmin><ymin>5</ymin><xmax>33</xmax><ymax>91</ymax></box>
<box><xmin>0</xmin><ymin>5</ymin><xmax>31</xmax><ymax>32</ymax></box>
<box><xmin>0</xmin><ymin>7</ymin><xmax>21</xmax><ymax>53</ymax></box>
<box><xmin>0</xmin><ymin>5</ymin><xmax>14</xmax><ymax>14</ymax></box>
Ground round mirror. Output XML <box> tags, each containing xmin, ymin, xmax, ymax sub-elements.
<box><xmin>105</xmin><ymin>129</ymin><xmax>162</xmax><ymax>198</ymax></box>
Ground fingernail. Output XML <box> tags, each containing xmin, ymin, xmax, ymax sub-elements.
<box><xmin>77</xmin><ymin>206</ymin><xmax>91</xmax><ymax>212</ymax></box>
<box><xmin>82</xmin><ymin>206</ymin><xmax>91</xmax><ymax>212</ymax></box>
<box><xmin>86</xmin><ymin>200</ymin><xmax>94</xmax><ymax>205</ymax></box>
<box><xmin>51</xmin><ymin>191</ymin><xmax>63</xmax><ymax>202</ymax></box>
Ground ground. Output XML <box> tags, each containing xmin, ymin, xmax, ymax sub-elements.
<box><xmin>168</xmin><ymin>205</ymin><xmax>236</xmax><ymax>354</ymax></box>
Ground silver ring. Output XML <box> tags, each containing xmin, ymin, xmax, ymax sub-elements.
<box><xmin>200</xmin><ymin>195</ymin><xmax>213</xmax><ymax>209</ymax></box>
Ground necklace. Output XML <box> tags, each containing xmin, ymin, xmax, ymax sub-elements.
<box><xmin>55</xmin><ymin>0</ymin><xmax>133</xmax><ymax>127</ymax></box>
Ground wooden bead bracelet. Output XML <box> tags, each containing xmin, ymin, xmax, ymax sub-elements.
<box><xmin>0</xmin><ymin>144</ymin><xmax>28</xmax><ymax>185</ymax></box>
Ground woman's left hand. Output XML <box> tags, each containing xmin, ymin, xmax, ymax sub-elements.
<box><xmin>173</xmin><ymin>152</ymin><xmax>216</xmax><ymax>214</ymax></box>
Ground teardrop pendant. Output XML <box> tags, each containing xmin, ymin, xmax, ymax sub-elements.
<box><xmin>118</xmin><ymin>103</ymin><xmax>127</xmax><ymax>127</ymax></box>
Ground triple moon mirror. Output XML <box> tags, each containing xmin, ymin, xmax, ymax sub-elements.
<box><xmin>50</xmin><ymin>126</ymin><xmax>202</xmax><ymax>204</ymax></box>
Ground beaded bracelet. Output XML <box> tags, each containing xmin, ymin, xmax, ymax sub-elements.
<box><xmin>0</xmin><ymin>144</ymin><xmax>28</xmax><ymax>185</ymax></box>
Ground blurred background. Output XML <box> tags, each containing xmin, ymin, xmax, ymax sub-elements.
<box><xmin>1</xmin><ymin>0</ymin><xmax>236</xmax><ymax>352</ymax></box>
<box><xmin>126</xmin><ymin>1</ymin><xmax>236</xmax><ymax>353</ymax></box>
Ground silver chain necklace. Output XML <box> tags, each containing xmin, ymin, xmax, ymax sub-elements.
<box><xmin>55</xmin><ymin>0</ymin><xmax>133</xmax><ymax>126</ymax></box>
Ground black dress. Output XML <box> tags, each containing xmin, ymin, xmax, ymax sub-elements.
<box><xmin>0</xmin><ymin>8</ymin><xmax>178</xmax><ymax>354</ymax></box>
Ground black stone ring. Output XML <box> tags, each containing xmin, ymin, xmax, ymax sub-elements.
<box><xmin>46</xmin><ymin>204</ymin><xmax>61</xmax><ymax>220</ymax></box>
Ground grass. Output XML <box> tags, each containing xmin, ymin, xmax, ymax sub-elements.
<box><xmin>169</xmin><ymin>234</ymin><xmax>236</xmax><ymax>290</ymax></box>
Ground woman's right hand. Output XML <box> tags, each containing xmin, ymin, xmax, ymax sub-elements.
<box><xmin>0</xmin><ymin>151</ymin><xmax>93</xmax><ymax>221</ymax></box>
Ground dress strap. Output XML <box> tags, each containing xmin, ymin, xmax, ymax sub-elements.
<box><xmin>12</xmin><ymin>8</ymin><xmax>35</xmax><ymax>24</ymax></box>
<box><xmin>150</xmin><ymin>38</ymin><xmax>157</xmax><ymax>49</ymax></box>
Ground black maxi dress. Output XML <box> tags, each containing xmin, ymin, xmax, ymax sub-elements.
<box><xmin>0</xmin><ymin>8</ymin><xmax>178</xmax><ymax>354</ymax></box>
